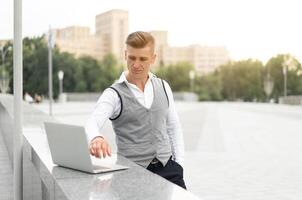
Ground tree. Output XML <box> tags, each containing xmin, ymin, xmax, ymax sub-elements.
<box><xmin>265</xmin><ymin>54</ymin><xmax>302</xmax><ymax>101</ymax></box>
<box><xmin>4</xmin><ymin>35</ymin><xmax>301</xmax><ymax>103</ymax></box>
<box><xmin>155</xmin><ymin>62</ymin><xmax>194</xmax><ymax>91</ymax></box>
<box><xmin>99</xmin><ymin>53</ymin><xmax>123</xmax><ymax>90</ymax></box>
<box><xmin>194</xmin><ymin>71</ymin><xmax>222</xmax><ymax>101</ymax></box>
<box><xmin>63</xmin><ymin>53</ymin><xmax>121</xmax><ymax>93</ymax></box>
<box><xmin>219</xmin><ymin>59</ymin><xmax>265</xmax><ymax>101</ymax></box>
<box><xmin>1</xmin><ymin>41</ymin><xmax>13</xmax><ymax>93</ymax></box>
<box><xmin>53</xmin><ymin>51</ymin><xmax>79</xmax><ymax>94</ymax></box>
<box><xmin>4</xmin><ymin>36</ymin><xmax>122</xmax><ymax>98</ymax></box>
<box><xmin>22</xmin><ymin>36</ymin><xmax>50</xmax><ymax>97</ymax></box>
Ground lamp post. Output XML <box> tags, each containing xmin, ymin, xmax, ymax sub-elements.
<box><xmin>189</xmin><ymin>70</ymin><xmax>195</xmax><ymax>92</ymax></box>
<box><xmin>58</xmin><ymin>70</ymin><xmax>64</xmax><ymax>95</ymax></box>
<box><xmin>282</xmin><ymin>56</ymin><xmax>296</xmax><ymax>97</ymax></box>
<box><xmin>13</xmin><ymin>0</ymin><xmax>23</xmax><ymax>198</ymax></box>
<box><xmin>263</xmin><ymin>72</ymin><xmax>274</xmax><ymax>102</ymax></box>
<box><xmin>282</xmin><ymin>61</ymin><xmax>288</xmax><ymax>97</ymax></box>
<box><xmin>48</xmin><ymin>26</ymin><xmax>55</xmax><ymax>115</ymax></box>
<box><xmin>0</xmin><ymin>45</ymin><xmax>12</xmax><ymax>93</ymax></box>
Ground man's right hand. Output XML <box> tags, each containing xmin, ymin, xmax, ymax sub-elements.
<box><xmin>89</xmin><ymin>136</ymin><xmax>112</xmax><ymax>158</ymax></box>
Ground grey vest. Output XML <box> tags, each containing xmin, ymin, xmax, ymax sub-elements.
<box><xmin>109</xmin><ymin>77</ymin><xmax>172</xmax><ymax>168</ymax></box>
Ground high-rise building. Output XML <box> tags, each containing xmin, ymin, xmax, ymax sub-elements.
<box><xmin>189</xmin><ymin>45</ymin><xmax>230</xmax><ymax>75</ymax></box>
<box><xmin>150</xmin><ymin>31</ymin><xmax>168</xmax><ymax>67</ymax></box>
<box><xmin>53</xmin><ymin>10</ymin><xmax>229</xmax><ymax>74</ymax></box>
<box><xmin>54</xmin><ymin>10</ymin><xmax>128</xmax><ymax>63</ymax></box>
<box><xmin>150</xmin><ymin>31</ymin><xmax>230</xmax><ymax>75</ymax></box>
<box><xmin>95</xmin><ymin>9</ymin><xmax>128</xmax><ymax>62</ymax></box>
<box><xmin>55</xmin><ymin>26</ymin><xmax>103</xmax><ymax>59</ymax></box>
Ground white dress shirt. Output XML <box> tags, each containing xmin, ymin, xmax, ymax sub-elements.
<box><xmin>85</xmin><ymin>71</ymin><xmax>185</xmax><ymax>166</ymax></box>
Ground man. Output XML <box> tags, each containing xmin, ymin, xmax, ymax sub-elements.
<box><xmin>85</xmin><ymin>31</ymin><xmax>186</xmax><ymax>189</ymax></box>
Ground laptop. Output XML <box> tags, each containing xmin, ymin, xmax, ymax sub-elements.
<box><xmin>44</xmin><ymin>121</ymin><xmax>129</xmax><ymax>174</ymax></box>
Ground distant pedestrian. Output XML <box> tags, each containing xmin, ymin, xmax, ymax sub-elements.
<box><xmin>24</xmin><ymin>92</ymin><xmax>34</xmax><ymax>103</ymax></box>
<box><xmin>34</xmin><ymin>94</ymin><xmax>42</xmax><ymax>103</ymax></box>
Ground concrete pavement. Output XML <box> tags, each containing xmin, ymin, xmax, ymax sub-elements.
<box><xmin>0</xmin><ymin>129</ymin><xmax>13</xmax><ymax>200</ymax></box>
<box><xmin>34</xmin><ymin>101</ymin><xmax>302</xmax><ymax>200</ymax></box>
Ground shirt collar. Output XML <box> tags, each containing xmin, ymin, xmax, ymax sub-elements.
<box><xmin>117</xmin><ymin>71</ymin><xmax>155</xmax><ymax>84</ymax></box>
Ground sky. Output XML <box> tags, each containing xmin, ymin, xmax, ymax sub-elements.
<box><xmin>1</xmin><ymin>0</ymin><xmax>301</xmax><ymax>63</ymax></box>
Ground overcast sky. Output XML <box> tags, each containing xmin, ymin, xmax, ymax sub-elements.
<box><xmin>1</xmin><ymin>0</ymin><xmax>301</xmax><ymax>62</ymax></box>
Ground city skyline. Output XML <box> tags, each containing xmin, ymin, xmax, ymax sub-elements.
<box><xmin>1</xmin><ymin>0</ymin><xmax>302</xmax><ymax>63</ymax></box>
<box><xmin>53</xmin><ymin>11</ymin><xmax>229</xmax><ymax>75</ymax></box>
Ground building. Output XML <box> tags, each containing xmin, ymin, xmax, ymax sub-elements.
<box><xmin>149</xmin><ymin>31</ymin><xmax>168</xmax><ymax>67</ymax></box>
<box><xmin>150</xmin><ymin>31</ymin><xmax>230</xmax><ymax>75</ymax></box>
<box><xmin>54</xmin><ymin>9</ymin><xmax>129</xmax><ymax>63</ymax></box>
<box><xmin>54</xmin><ymin>10</ymin><xmax>228</xmax><ymax>74</ymax></box>
<box><xmin>55</xmin><ymin>26</ymin><xmax>103</xmax><ymax>59</ymax></box>
<box><xmin>95</xmin><ymin>9</ymin><xmax>128</xmax><ymax>62</ymax></box>
<box><xmin>0</xmin><ymin>40</ymin><xmax>11</xmax><ymax>47</ymax></box>
<box><xmin>190</xmin><ymin>45</ymin><xmax>229</xmax><ymax>75</ymax></box>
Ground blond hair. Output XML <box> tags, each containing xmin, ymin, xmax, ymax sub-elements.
<box><xmin>125</xmin><ymin>31</ymin><xmax>155</xmax><ymax>52</ymax></box>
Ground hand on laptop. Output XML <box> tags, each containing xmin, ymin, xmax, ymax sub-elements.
<box><xmin>89</xmin><ymin>136</ymin><xmax>112</xmax><ymax>158</ymax></box>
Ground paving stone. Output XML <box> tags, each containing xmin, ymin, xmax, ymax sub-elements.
<box><xmin>33</xmin><ymin>101</ymin><xmax>302</xmax><ymax>200</ymax></box>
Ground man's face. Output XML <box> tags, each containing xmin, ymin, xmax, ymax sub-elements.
<box><xmin>125</xmin><ymin>45</ymin><xmax>156</xmax><ymax>79</ymax></box>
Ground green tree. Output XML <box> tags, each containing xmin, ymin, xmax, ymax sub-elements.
<box><xmin>77</xmin><ymin>56</ymin><xmax>101</xmax><ymax>92</ymax></box>
<box><xmin>53</xmin><ymin>51</ymin><xmax>79</xmax><ymax>94</ymax></box>
<box><xmin>219</xmin><ymin>59</ymin><xmax>265</xmax><ymax>101</ymax></box>
<box><xmin>155</xmin><ymin>62</ymin><xmax>194</xmax><ymax>91</ymax></box>
<box><xmin>194</xmin><ymin>71</ymin><xmax>222</xmax><ymax>101</ymax></box>
<box><xmin>4</xmin><ymin>36</ymin><xmax>122</xmax><ymax>98</ymax></box>
<box><xmin>69</xmin><ymin>54</ymin><xmax>121</xmax><ymax>92</ymax></box>
<box><xmin>4</xmin><ymin>36</ymin><xmax>301</xmax><ymax>103</ymax></box>
<box><xmin>0</xmin><ymin>41</ymin><xmax>13</xmax><ymax>93</ymax></box>
<box><xmin>99</xmin><ymin>53</ymin><xmax>123</xmax><ymax>90</ymax></box>
<box><xmin>22</xmin><ymin>36</ymin><xmax>50</xmax><ymax>97</ymax></box>
<box><xmin>265</xmin><ymin>54</ymin><xmax>302</xmax><ymax>101</ymax></box>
